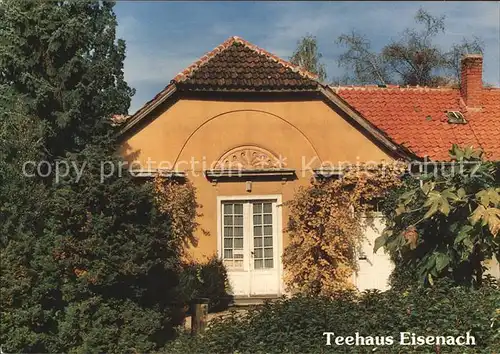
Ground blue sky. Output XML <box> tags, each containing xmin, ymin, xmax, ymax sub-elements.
<box><xmin>114</xmin><ymin>1</ymin><xmax>500</xmax><ymax>114</ymax></box>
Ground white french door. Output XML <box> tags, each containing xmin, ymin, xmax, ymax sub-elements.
<box><xmin>219</xmin><ymin>197</ymin><xmax>281</xmax><ymax>296</ymax></box>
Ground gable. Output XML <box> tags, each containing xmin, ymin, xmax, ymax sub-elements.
<box><xmin>173</xmin><ymin>37</ymin><xmax>319</xmax><ymax>91</ymax></box>
<box><xmin>118</xmin><ymin>36</ymin><xmax>414</xmax><ymax>161</ymax></box>
<box><xmin>119</xmin><ymin>97</ymin><xmax>393</xmax><ymax>172</ymax></box>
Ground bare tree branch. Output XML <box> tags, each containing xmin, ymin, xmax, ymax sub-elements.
<box><xmin>335</xmin><ymin>8</ymin><xmax>484</xmax><ymax>87</ymax></box>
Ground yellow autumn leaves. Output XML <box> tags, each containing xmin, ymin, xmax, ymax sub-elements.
<box><xmin>283</xmin><ymin>162</ymin><xmax>405</xmax><ymax>297</ymax></box>
<box><xmin>154</xmin><ymin>177</ymin><xmax>200</xmax><ymax>255</ymax></box>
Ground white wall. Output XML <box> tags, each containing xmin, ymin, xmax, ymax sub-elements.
<box><xmin>355</xmin><ymin>216</ymin><xmax>500</xmax><ymax>291</ymax></box>
<box><xmin>484</xmin><ymin>258</ymin><xmax>500</xmax><ymax>279</ymax></box>
<box><xmin>355</xmin><ymin>215</ymin><xmax>394</xmax><ymax>292</ymax></box>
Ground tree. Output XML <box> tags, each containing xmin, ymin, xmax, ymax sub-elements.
<box><xmin>0</xmin><ymin>88</ymin><xmax>55</xmax><ymax>352</ymax></box>
<box><xmin>334</xmin><ymin>31</ymin><xmax>390</xmax><ymax>86</ymax></box>
<box><xmin>1</xmin><ymin>1</ymin><xmax>187</xmax><ymax>352</ymax></box>
<box><xmin>0</xmin><ymin>0</ymin><xmax>135</xmax><ymax>158</ymax></box>
<box><xmin>290</xmin><ymin>34</ymin><xmax>327</xmax><ymax>82</ymax></box>
<box><xmin>335</xmin><ymin>8</ymin><xmax>484</xmax><ymax>87</ymax></box>
<box><xmin>376</xmin><ymin>145</ymin><xmax>500</xmax><ymax>288</ymax></box>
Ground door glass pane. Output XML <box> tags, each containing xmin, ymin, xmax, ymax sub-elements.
<box><xmin>224</xmin><ymin>238</ymin><xmax>233</xmax><ymax>248</ymax></box>
<box><xmin>222</xmin><ymin>203</ymin><xmax>244</xmax><ymax>270</ymax></box>
<box><xmin>234</xmin><ymin>227</ymin><xmax>243</xmax><ymax>237</ymax></box>
<box><xmin>234</xmin><ymin>204</ymin><xmax>243</xmax><ymax>214</ymax></box>
<box><xmin>234</xmin><ymin>238</ymin><xmax>243</xmax><ymax>249</ymax></box>
<box><xmin>254</xmin><ymin>259</ymin><xmax>263</xmax><ymax>269</ymax></box>
<box><xmin>252</xmin><ymin>202</ymin><xmax>274</xmax><ymax>269</ymax></box>
<box><xmin>234</xmin><ymin>215</ymin><xmax>243</xmax><ymax>225</ymax></box>
<box><xmin>264</xmin><ymin>248</ymin><xmax>273</xmax><ymax>257</ymax></box>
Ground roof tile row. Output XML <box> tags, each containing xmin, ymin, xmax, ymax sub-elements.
<box><xmin>172</xmin><ymin>36</ymin><xmax>319</xmax><ymax>91</ymax></box>
<box><xmin>125</xmin><ymin>36</ymin><xmax>500</xmax><ymax>161</ymax></box>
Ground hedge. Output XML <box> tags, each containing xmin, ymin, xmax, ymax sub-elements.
<box><xmin>165</xmin><ymin>280</ymin><xmax>499</xmax><ymax>353</ymax></box>
<box><xmin>176</xmin><ymin>256</ymin><xmax>232</xmax><ymax>313</ymax></box>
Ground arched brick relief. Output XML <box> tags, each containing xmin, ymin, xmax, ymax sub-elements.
<box><xmin>173</xmin><ymin>109</ymin><xmax>321</xmax><ymax>166</ymax></box>
<box><xmin>212</xmin><ymin>145</ymin><xmax>286</xmax><ymax>170</ymax></box>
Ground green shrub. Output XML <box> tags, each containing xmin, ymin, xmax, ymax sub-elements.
<box><xmin>177</xmin><ymin>256</ymin><xmax>232</xmax><ymax>312</ymax></box>
<box><xmin>166</xmin><ymin>281</ymin><xmax>499</xmax><ymax>353</ymax></box>
<box><xmin>0</xmin><ymin>2</ymin><xmax>185</xmax><ymax>352</ymax></box>
<box><xmin>377</xmin><ymin>146</ymin><xmax>500</xmax><ymax>288</ymax></box>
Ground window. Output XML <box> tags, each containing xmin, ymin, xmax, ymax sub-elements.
<box><xmin>222</xmin><ymin>203</ymin><xmax>244</xmax><ymax>269</ymax></box>
<box><xmin>252</xmin><ymin>202</ymin><xmax>274</xmax><ymax>269</ymax></box>
<box><xmin>446</xmin><ymin>111</ymin><xmax>466</xmax><ymax>124</ymax></box>
<box><xmin>221</xmin><ymin>199</ymin><xmax>276</xmax><ymax>270</ymax></box>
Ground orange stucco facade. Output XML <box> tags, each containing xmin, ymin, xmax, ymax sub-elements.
<box><xmin>120</xmin><ymin>97</ymin><xmax>392</xmax><ymax>261</ymax></box>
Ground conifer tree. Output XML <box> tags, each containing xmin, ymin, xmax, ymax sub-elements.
<box><xmin>1</xmin><ymin>1</ymin><xmax>183</xmax><ymax>351</ymax></box>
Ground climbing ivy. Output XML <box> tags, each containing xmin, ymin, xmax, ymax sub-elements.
<box><xmin>153</xmin><ymin>177</ymin><xmax>200</xmax><ymax>254</ymax></box>
<box><xmin>283</xmin><ymin>162</ymin><xmax>406</xmax><ymax>296</ymax></box>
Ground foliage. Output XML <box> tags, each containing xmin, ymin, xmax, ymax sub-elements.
<box><xmin>1</xmin><ymin>125</ymin><xmax>185</xmax><ymax>353</ymax></box>
<box><xmin>166</xmin><ymin>281</ymin><xmax>500</xmax><ymax>353</ymax></box>
<box><xmin>376</xmin><ymin>145</ymin><xmax>500</xmax><ymax>288</ymax></box>
<box><xmin>290</xmin><ymin>34</ymin><xmax>327</xmax><ymax>81</ymax></box>
<box><xmin>54</xmin><ymin>297</ymin><xmax>168</xmax><ymax>354</ymax></box>
<box><xmin>0</xmin><ymin>88</ymin><xmax>54</xmax><ymax>352</ymax></box>
<box><xmin>283</xmin><ymin>162</ymin><xmax>405</xmax><ymax>296</ymax></box>
<box><xmin>177</xmin><ymin>256</ymin><xmax>232</xmax><ymax>312</ymax></box>
<box><xmin>0</xmin><ymin>0</ymin><xmax>134</xmax><ymax>158</ymax></box>
<box><xmin>154</xmin><ymin>177</ymin><xmax>200</xmax><ymax>252</ymax></box>
<box><xmin>335</xmin><ymin>8</ymin><xmax>483</xmax><ymax>86</ymax></box>
<box><xmin>0</xmin><ymin>1</ymin><xmax>187</xmax><ymax>352</ymax></box>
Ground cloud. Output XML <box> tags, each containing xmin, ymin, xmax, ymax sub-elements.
<box><xmin>115</xmin><ymin>2</ymin><xmax>500</xmax><ymax>113</ymax></box>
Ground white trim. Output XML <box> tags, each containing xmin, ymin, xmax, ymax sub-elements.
<box><xmin>216</xmin><ymin>194</ymin><xmax>283</xmax><ymax>296</ymax></box>
<box><xmin>244</xmin><ymin>202</ymin><xmax>252</xmax><ymax>273</ymax></box>
<box><xmin>217</xmin><ymin>194</ymin><xmax>283</xmax><ymax>202</ymax></box>
<box><xmin>205</xmin><ymin>169</ymin><xmax>295</xmax><ymax>179</ymax></box>
<box><xmin>276</xmin><ymin>199</ymin><xmax>284</xmax><ymax>295</ymax></box>
<box><xmin>119</xmin><ymin>84</ymin><xmax>177</xmax><ymax>135</ymax></box>
<box><xmin>131</xmin><ymin>169</ymin><xmax>186</xmax><ymax>178</ymax></box>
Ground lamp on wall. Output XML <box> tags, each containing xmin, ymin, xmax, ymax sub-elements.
<box><xmin>245</xmin><ymin>181</ymin><xmax>252</xmax><ymax>192</ymax></box>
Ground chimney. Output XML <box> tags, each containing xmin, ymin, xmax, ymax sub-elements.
<box><xmin>460</xmin><ymin>54</ymin><xmax>483</xmax><ymax>108</ymax></box>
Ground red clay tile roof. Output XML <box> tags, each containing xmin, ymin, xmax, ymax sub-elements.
<box><xmin>171</xmin><ymin>36</ymin><xmax>319</xmax><ymax>91</ymax></box>
<box><xmin>122</xmin><ymin>36</ymin><xmax>499</xmax><ymax>162</ymax></box>
<box><xmin>333</xmin><ymin>86</ymin><xmax>500</xmax><ymax>161</ymax></box>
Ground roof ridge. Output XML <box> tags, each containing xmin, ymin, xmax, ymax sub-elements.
<box><xmin>230</xmin><ymin>36</ymin><xmax>319</xmax><ymax>81</ymax></box>
<box><xmin>172</xmin><ymin>36</ymin><xmax>320</xmax><ymax>83</ymax></box>
<box><xmin>331</xmin><ymin>85</ymin><xmax>458</xmax><ymax>92</ymax></box>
